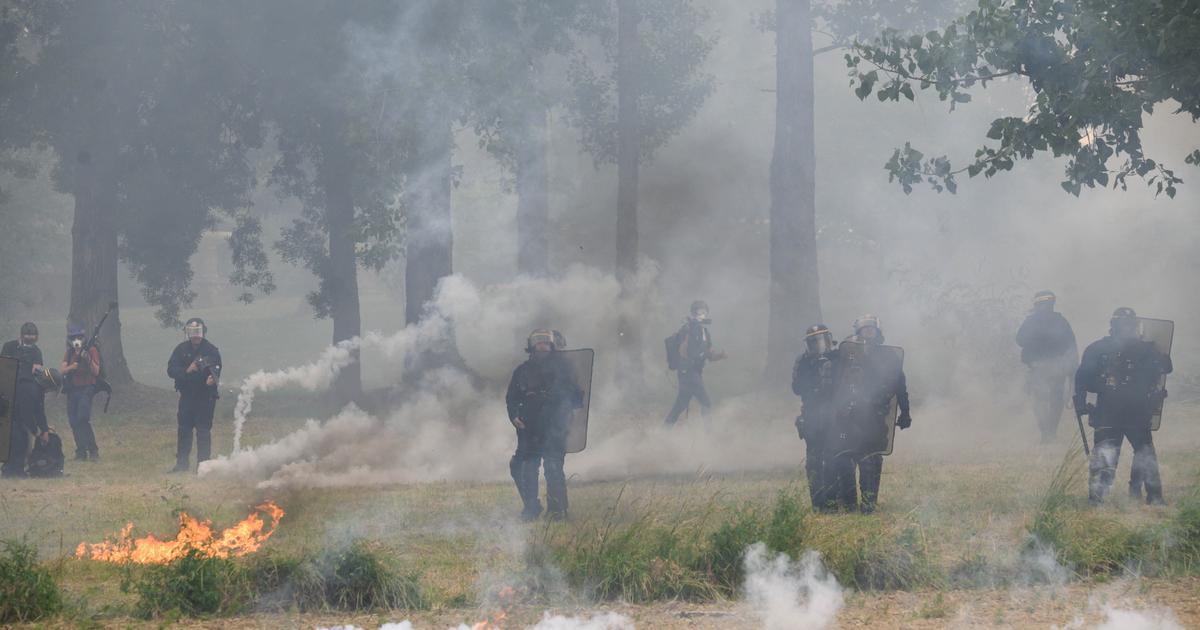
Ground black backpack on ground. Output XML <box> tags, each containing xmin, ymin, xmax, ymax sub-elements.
<box><xmin>27</xmin><ymin>431</ymin><xmax>65</xmax><ymax>477</ymax></box>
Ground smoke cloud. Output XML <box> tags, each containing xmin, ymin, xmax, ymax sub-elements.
<box><xmin>742</xmin><ymin>543</ymin><xmax>844</xmax><ymax>630</ymax></box>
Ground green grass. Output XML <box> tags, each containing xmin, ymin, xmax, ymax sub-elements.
<box><xmin>0</xmin><ymin>540</ymin><xmax>65</xmax><ymax>623</ymax></box>
<box><xmin>1</xmin><ymin>396</ymin><xmax>1198</xmax><ymax>623</ymax></box>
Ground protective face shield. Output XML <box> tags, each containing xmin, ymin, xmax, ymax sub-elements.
<box><xmin>184</xmin><ymin>318</ymin><xmax>206</xmax><ymax>342</ymax></box>
<box><xmin>1110</xmin><ymin>307</ymin><xmax>1138</xmax><ymax>339</ymax></box>
<box><xmin>527</xmin><ymin>329</ymin><xmax>556</xmax><ymax>355</ymax></box>
<box><xmin>853</xmin><ymin>314</ymin><xmax>881</xmax><ymax>340</ymax></box>
<box><xmin>805</xmin><ymin>324</ymin><xmax>833</xmax><ymax>355</ymax></box>
<box><xmin>689</xmin><ymin>300</ymin><xmax>711</xmax><ymax>325</ymax></box>
<box><xmin>1033</xmin><ymin>290</ymin><xmax>1056</xmax><ymax>312</ymax></box>
<box><xmin>552</xmin><ymin>330</ymin><xmax>567</xmax><ymax>351</ymax></box>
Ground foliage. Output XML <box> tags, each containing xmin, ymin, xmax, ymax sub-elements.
<box><xmin>566</xmin><ymin>0</ymin><xmax>716</xmax><ymax>166</ymax></box>
<box><xmin>123</xmin><ymin>548</ymin><xmax>253</xmax><ymax>619</ymax></box>
<box><xmin>0</xmin><ymin>540</ymin><xmax>65</xmax><ymax>623</ymax></box>
<box><xmin>248</xmin><ymin>542</ymin><xmax>427</xmax><ymax>612</ymax></box>
<box><xmin>847</xmin><ymin>0</ymin><xmax>1200</xmax><ymax>196</ymax></box>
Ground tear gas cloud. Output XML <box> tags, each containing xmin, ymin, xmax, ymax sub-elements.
<box><xmin>742</xmin><ymin>544</ymin><xmax>843</xmax><ymax>630</ymax></box>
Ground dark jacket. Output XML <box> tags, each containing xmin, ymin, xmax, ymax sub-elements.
<box><xmin>2</xmin><ymin>340</ymin><xmax>43</xmax><ymax>385</ymax></box>
<box><xmin>506</xmin><ymin>353</ymin><xmax>583</xmax><ymax>434</ymax></box>
<box><xmin>168</xmin><ymin>339</ymin><xmax>222</xmax><ymax>398</ymax></box>
<box><xmin>674</xmin><ymin>321</ymin><xmax>714</xmax><ymax>372</ymax></box>
<box><xmin>1076</xmin><ymin>336</ymin><xmax>1171</xmax><ymax>413</ymax></box>
<box><xmin>1016</xmin><ymin>311</ymin><xmax>1077</xmax><ymax>366</ymax></box>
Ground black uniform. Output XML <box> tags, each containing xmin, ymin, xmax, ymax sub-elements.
<box><xmin>1</xmin><ymin>340</ymin><xmax>49</xmax><ymax>478</ymax></box>
<box><xmin>506</xmin><ymin>352</ymin><xmax>583</xmax><ymax>519</ymax></box>
<box><xmin>664</xmin><ymin>321</ymin><xmax>715</xmax><ymax>426</ymax></box>
<box><xmin>1016</xmin><ymin>311</ymin><xmax>1077</xmax><ymax>441</ymax></box>
<box><xmin>826</xmin><ymin>339</ymin><xmax>909</xmax><ymax>513</ymax></box>
<box><xmin>1075</xmin><ymin>335</ymin><xmax>1172</xmax><ymax>504</ymax></box>
<box><xmin>167</xmin><ymin>339</ymin><xmax>221</xmax><ymax>471</ymax></box>
<box><xmin>792</xmin><ymin>350</ymin><xmax>837</xmax><ymax>511</ymax></box>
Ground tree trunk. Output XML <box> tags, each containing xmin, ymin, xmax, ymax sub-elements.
<box><xmin>68</xmin><ymin>151</ymin><xmax>133</xmax><ymax>385</ymax></box>
<box><xmin>323</xmin><ymin>158</ymin><xmax>362</xmax><ymax>404</ymax></box>
<box><xmin>615</xmin><ymin>0</ymin><xmax>643</xmax><ymax>387</ymax></box>
<box><xmin>516</xmin><ymin>108</ymin><xmax>549</xmax><ymax>277</ymax></box>
<box><xmin>766</xmin><ymin>0</ymin><xmax>822</xmax><ymax>382</ymax></box>
<box><xmin>405</xmin><ymin>123</ymin><xmax>455</xmax><ymax>326</ymax></box>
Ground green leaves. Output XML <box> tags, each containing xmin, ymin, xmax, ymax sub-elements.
<box><xmin>846</xmin><ymin>0</ymin><xmax>1200</xmax><ymax>197</ymax></box>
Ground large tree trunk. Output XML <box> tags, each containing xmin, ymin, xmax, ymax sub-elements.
<box><xmin>615</xmin><ymin>0</ymin><xmax>642</xmax><ymax>387</ymax></box>
<box><xmin>323</xmin><ymin>157</ymin><xmax>362</xmax><ymax>404</ymax></box>
<box><xmin>766</xmin><ymin>0</ymin><xmax>822</xmax><ymax>382</ymax></box>
<box><xmin>68</xmin><ymin>150</ymin><xmax>133</xmax><ymax>385</ymax></box>
<box><xmin>405</xmin><ymin>123</ymin><xmax>455</xmax><ymax>326</ymax></box>
<box><xmin>515</xmin><ymin>108</ymin><xmax>549</xmax><ymax>277</ymax></box>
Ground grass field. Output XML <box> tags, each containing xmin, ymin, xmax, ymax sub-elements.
<box><xmin>2</xmin><ymin>383</ymin><xmax>1200</xmax><ymax>628</ymax></box>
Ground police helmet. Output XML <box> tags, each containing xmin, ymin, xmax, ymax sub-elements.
<box><xmin>1034</xmin><ymin>290</ymin><xmax>1056</xmax><ymax>306</ymax></box>
<box><xmin>526</xmin><ymin>328</ymin><xmax>556</xmax><ymax>353</ymax></box>
<box><xmin>805</xmin><ymin>324</ymin><xmax>834</xmax><ymax>355</ymax></box>
<box><xmin>184</xmin><ymin>317</ymin><xmax>207</xmax><ymax>340</ymax></box>
<box><xmin>552</xmin><ymin>330</ymin><xmax>567</xmax><ymax>351</ymax></box>
<box><xmin>853</xmin><ymin>314</ymin><xmax>880</xmax><ymax>334</ymax></box>
<box><xmin>689</xmin><ymin>300</ymin><xmax>711</xmax><ymax>324</ymax></box>
<box><xmin>20</xmin><ymin>322</ymin><xmax>38</xmax><ymax>337</ymax></box>
<box><xmin>1110</xmin><ymin>307</ymin><xmax>1138</xmax><ymax>337</ymax></box>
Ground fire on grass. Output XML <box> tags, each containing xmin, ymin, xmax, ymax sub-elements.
<box><xmin>75</xmin><ymin>501</ymin><xmax>285</xmax><ymax>564</ymax></box>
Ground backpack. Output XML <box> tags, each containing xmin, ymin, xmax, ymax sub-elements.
<box><xmin>27</xmin><ymin>431</ymin><xmax>65</xmax><ymax>477</ymax></box>
<box><xmin>664</xmin><ymin>330</ymin><xmax>683</xmax><ymax>371</ymax></box>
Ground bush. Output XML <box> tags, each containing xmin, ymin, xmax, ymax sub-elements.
<box><xmin>0</xmin><ymin>540</ymin><xmax>64</xmax><ymax>623</ymax></box>
<box><xmin>248</xmin><ymin>542</ymin><xmax>426</xmax><ymax>612</ymax></box>
<box><xmin>124</xmin><ymin>548</ymin><xmax>252</xmax><ymax>619</ymax></box>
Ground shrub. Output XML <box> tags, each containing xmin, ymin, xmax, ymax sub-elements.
<box><xmin>248</xmin><ymin>542</ymin><xmax>426</xmax><ymax>612</ymax></box>
<box><xmin>124</xmin><ymin>548</ymin><xmax>252</xmax><ymax>619</ymax></box>
<box><xmin>0</xmin><ymin>540</ymin><xmax>64</xmax><ymax>623</ymax></box>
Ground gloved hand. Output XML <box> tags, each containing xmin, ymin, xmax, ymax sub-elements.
<box><xmin>897</xmin><ymin>411</ymin><xmax>912</xmax><ymax>430</ymax></box>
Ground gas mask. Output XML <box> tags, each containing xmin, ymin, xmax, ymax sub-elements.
<box><xmin>185</xmin><ymin>322</ymin><xmax>205</xmax><ymax>341</ymax></box>
<box><xmin>71</xmin><ymin>337</ymin><xmax>84</xmax><ymax>350</ymax></box>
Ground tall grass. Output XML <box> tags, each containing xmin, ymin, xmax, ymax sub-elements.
<box><xmin>124</xmin><ymin>548</ymin><xmax>253</xmax><ymax>619</ymax></box>
<box><xmin>0</xmin><ymin>540</ymin><xmax>65</xmax><ymax>623</ymax></box>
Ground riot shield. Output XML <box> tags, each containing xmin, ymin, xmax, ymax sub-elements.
<box><xmin>876</xmin><ymin>345</ymin><xmax>905</xmax><ymax>456</ymax></box>
<box><xmin>561</xmin><ymin>349</ymin><xmax>594</xmax><ymax>454</ymax></box>
<box><xmin>1137</xmin><ymin>318</ymin><xmax>1174</xmax><ymax>431</ymax></box>
<box><xmin>833</xmin><ymin>342</ymin><xmax>905</xmax><ymax>456</ymax></box>
<box><xmin>0</xmin><ymin>355</ymin><xmax>17</xmax><ymax>464</ymax></box>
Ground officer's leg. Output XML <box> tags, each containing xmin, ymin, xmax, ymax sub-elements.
<box><xmin>175</xmin><ymin>396</ymin><xmax>194</xmax><ymax>470</ymax></box>
<box><xmin>827</xmin><ymin>447</ymin><xmax>857</xmax><ymax>511</ymax></box>
<box><xmin>1088</xmin><ymin>424</ymin><xmax>1122</xmax><ymax>505</ymax></box>
<box><xmin>858</xmin><ymin>453</ymin><xmax>883</xmax><ymax>514</ymax></box>
<box><xmin>1127</xmin><ymin>425</ymin><xmax>1164</xmax><ymax>505</ymax></box>
<box><xmin>694</xmin><ymin>373</ymin><xmax>712</xmax><ymax>416</ymax></box>
<box><xmin>663</xmin><ymin>372</ymin><xmax>694</xmax><ymax>426</ymax></box>
<box><xmin>3</xmin><ymin>387</ymin><xmax>36</xmax><ymax>477</ymax></box>
<box><xmin>543</xmin><ymin>433</ymin><xmax>568</xmax><ymax>519</ymax></box>
<box><xmin>804</xmin><ymin>436</ymin><xmax>824</xmax><ymax>509</ymax></box>
<box><xmin>78</xmin><ymin>386</ymin><xmax>98</xmax><ymax>457</ymax></box>
<box><xmin>1040</xmin><ymin>376</ymin><xmax>1066</xmax><ymax>442</ymax></box>
<box><xmin>194</xmin><ymin>397</ymin><xmax>216</xmax><ymax>464</ymax></box>
<box><xmin>509</xmin><ymin>429</ymin><xmax>543</xmax><ymax>518</ymax></box>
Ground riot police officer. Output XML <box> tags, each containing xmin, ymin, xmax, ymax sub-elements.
<box><xmin>792</xmin><ymin>324</ymin><xmax>838</xmax><ymax>512</ymax></box>
<box><xmin>166</xmin><ymin>317</ymin><xmax>221</xmax><ymax>473</ymax></box>
<box><xmin>506</xmin><ymin>329</ymin><xmax>584</xmax><ymax>521</ymax></box>
<box><xmin>1016</xmin><ymin>290</ymin><xmax>1078</xmax><ymax>442</ymax></box>
<box><xmin>2</xmin><ymin>323</ymin><xmax>51</xmax><ymax>478</ymax></box>
<box><xmin>1074</xmin><ymin>308</ymin><xmax>1172</xmax><ymax>506</ymax></box>
<box><xmin>664</xmin><ymin>300</ymin><xmax>725</xmax><ymax>426</ymax></box>
<box><xmin>827</xmin><ymin>315</ymin><xmax>911</xmax><ymax>514</ymax></box>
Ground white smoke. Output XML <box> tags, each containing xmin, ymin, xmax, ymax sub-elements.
<box><xmin>742</xmin><ymin>543</ymin><xmax>844</xmax><ymax>630</ymax></box>
<box><xmin>318</xmin><ymin>612</ymin><xmax>633</xmax><ymax>630</ymax></box>
<box><xmin>1053</xmin><ymin>605</ymin><xmax>1184</xmax><ymax>630</ymax></box>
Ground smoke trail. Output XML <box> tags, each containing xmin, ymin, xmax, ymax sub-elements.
<box><xmin>319</xmin><ymin>613</ymin><xmax>632</xmax><ymax>630</ymax></box>
<box><xmin>742</xmin><ymin>543</ymin><xmax>843</xmax><ymax>630</ymax></box>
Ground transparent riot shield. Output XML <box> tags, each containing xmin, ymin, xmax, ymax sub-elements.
<box><xmin>560</xmin><ymin>349</ymin><xmax>594</xmax><ymax>454</ymax></box>
<box><xmin>1137</xmin><ymin>318</ymin><xmax>1174</xmax><ymax>431</ymax></box>
<box><xmin>0</xmin><ymin>355</ymin><xmax>17</xmax><ymax>464</ymax></box>
<box><xmin>876</xmin><ymin>345</ymin><xmax>906</xmax><ymax>456</ymax></box>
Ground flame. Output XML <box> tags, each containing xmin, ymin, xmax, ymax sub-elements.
<box><xmin>75</xmin><ymin>501</ymin><xmax>284</xmax><ymax>564</ymax></box>
<box><xmin>472</xmin><ymin>611</ymin><xmax>508</xmax><ymax>630</ymax></box>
